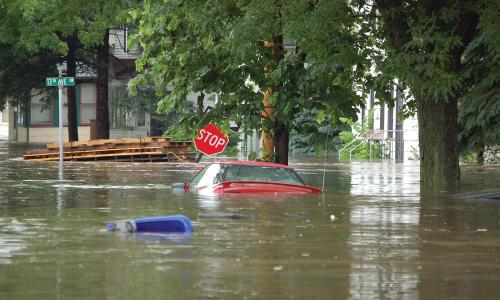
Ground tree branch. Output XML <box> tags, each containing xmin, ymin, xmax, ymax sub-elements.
<box><xmin>374</xmin><ymin>0</ymin><xmax>411</xmax><ymax>52</ymax></box>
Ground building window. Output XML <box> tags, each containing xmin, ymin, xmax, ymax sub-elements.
<box><xmin>136</xmin><ymin>113</ymin><xmax>146</xmax><ymax>127</ymax></box>
<box><xmin>29</xmin><ymin>84</ymin><xmax>97</xmax><ymax>127</ymax></box>
<box><xmin>30</xmin><ymin>92</ymin><xmax>53</xmax><ymax>125</ymax></box>
<box><xmin>109</xmin><ymin>84</ymin><xmax>130</xmax><ymax>129</ymax></box>
<box><xmin>79</xmin><ymin>83</ymin><xmax>96</xmax><ymax>125</ymax></box>
<box><xmin>0</xmin><ymin>109</ymin><xmax>7</xmax><ymax>124</ymax></box>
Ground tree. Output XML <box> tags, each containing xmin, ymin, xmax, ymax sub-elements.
<box><xmin>457</xmin><ymin>0</ymin><xmax>500</xmax><ymax>161</ymax></box>
<box><xmin>7</xmin><ymin>0</ymin><xmax>88</xmax><ymax>141</ymax></box>
<box><xmin>83</xmin><ymin>0</ymin><xmax>136</xmax><ymax>139</ymax></box>
<box><xmin>0</xmin><ymin>0</ymin><xmax>131</xmax><ymax>140</ymax></box>
<box><xmin>96</xmin><ymin>29</ymin><xmax>110</xmax><ymax>139</ymax></box>
<box><xmin>66</xmin><ymin>35</ymin><xmax>79</xmax><ymax>141</ymax></box>
<box><xmin>130</xmin><ymin>0</ymin><xmax>498</xmax><ymax>190</ymax></box>
<box><xmin>0</xmin><ymin>1</ymin><xmax>61</xmax><ymax>110</ymax></box>
<box><xmin>292</xmin><ymin>0</ymin><xmax>498</xmax><ymax>189</ymax></box>
<box><xmin>368</xmin><ymin>0</ymin><xmax>499</xmax><ymax>190</ymax></box>
<box><xmin>129</xmin><ymin>0</ymin><xmax>361</xmax><ymax>164</ymax></box>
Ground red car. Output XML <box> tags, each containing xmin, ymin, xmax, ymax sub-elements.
<box><xmin>173</xmin><ymin>161</ymin><xmax>322</xmax><ymax>195</ymax></box>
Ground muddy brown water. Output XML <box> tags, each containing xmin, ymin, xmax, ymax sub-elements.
<box><xmin>1</xmin><ymin>142</ymin><xmax>499</xmax><ymax>299</ymax></box>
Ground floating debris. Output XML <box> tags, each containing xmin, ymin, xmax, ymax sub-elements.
<box><xmin>452</xmin><ymin>189</ymin><xmax>500</xmax><ymax>201</ymax></box>
<box><xmin>198</xmin><ymin>212</ymin><xmax>255</xmax><ymax>220</ymax></box>
<box><xmin>107</xmin><ymin>215</ymin><xmax>193</xmax><ymax>234</ymax></box>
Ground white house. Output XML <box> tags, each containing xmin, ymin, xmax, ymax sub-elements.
<box><xmin>355</xmin><ymin>86</ymin><xmax>420</xmax><ymax>161</ymax></box>
<box><xmin>0</xmin><ymin>108</ymin><xmax>7</xmax><ymax>140</ymax></box>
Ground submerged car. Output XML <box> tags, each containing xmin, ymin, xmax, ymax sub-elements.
<box><xmin>172</xmin><ymin>161</ymin><xmax>322</xmax><ymax>195</ymax></box>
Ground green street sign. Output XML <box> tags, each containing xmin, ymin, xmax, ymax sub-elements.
<box><xmin>46</xmin><ymin>77</ymin><xmax>75</xmax><ymax>87</ymax></box>
<box><xmin>63</xmin><ymin>77</ymin><xmax>75</xmax><ymax>86</ymax></box>
<box><xmin>46</xmin><ymin>77</ymin><xmax>59</xmax><ymax>86</ymax></box>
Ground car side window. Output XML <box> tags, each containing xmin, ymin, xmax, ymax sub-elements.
<box><xmin>191</xmin><ymin>164</ymin><xmax>221</xmax><ymax>188</ymax></box>
<box><xmin>189</xmin><ymin>166</ymin><xmax>210</xmax><ymax>188</ymax></box>
<box><xmin>221</xmin><ymin>165</ymin><xmax>240</xmax><ymax>181</ymax></box>
<box><xmin>221</xmin><ymin>165</ymin><xmax>305</xmax><ymax>185</ymax></box>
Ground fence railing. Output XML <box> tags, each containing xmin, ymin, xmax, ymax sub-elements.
<box><xmin>338</xmin><ymin>129</ymin><xmax>408</xmax><ymax>160</ymax></box>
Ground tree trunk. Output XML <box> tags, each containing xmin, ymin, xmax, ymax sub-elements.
<box><xmin>416</xmin><ymin>96</ymin><xmax>460</xmax><ymax>190</ymax></box>
<box><xmin>274</xmin><ymin>120</ymin><xmax>289</xmax><ymax>165</ymax></box>
<box><xmin>260</xmin><ymin>90</ymin><xmax>274</xmax><ymax>161</ymax></box>
<box><xmin>197</xmin><ymin>92</ymin><xmax>205</xmax><ymax>116</ymax></box>
<box><xmin>261</xmin><ymin>34</ymin><xmax>288</xmax><ymax>163</ymax></box>
<box><xmin>271</xmin><ymin>34</ymin><xmax>289</xmax><ymax>165</ymax></box>
<box><xmin>66</xmin><ymin>36</ymin><xmax>79</xmax><ymax>141</ymax></box>
<box><xmin>96</xmin><ymin>29</ymin><xmax>110</xmax><ymax>139</ymax></box>
<box><xmin>475</xmin><ymin>146</ymin><xmax>484</xmax><ymax>164</ymax></box>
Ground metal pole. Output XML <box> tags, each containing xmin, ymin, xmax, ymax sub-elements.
<box><xmin>322</xmin><ymin>136</ymin><xmax>328</xmax><ymax>192</ymax></box>
<box><xmin>369</xmin><ymin>141</ymin><xmax>372</xmax><ymax>160</ymax></box>
<box><xmin>58</xmin><ymin>66</ymin><xmax>64</xmax><ymax>180</ymax></box>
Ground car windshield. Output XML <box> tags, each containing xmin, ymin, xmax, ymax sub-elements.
<box><xmin>188</xmin><ymin>163</ymin><xmax>308</xmax><ymax>188</ymax></box>
<box><xmin>221</xmin><ymin>164</ymin><xmax>306</xmax><ymax>185</ymax></box>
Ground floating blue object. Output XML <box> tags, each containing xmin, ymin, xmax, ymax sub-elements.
<box><xmin>134</xmin><ymin>232</ymin><xmax>193</xmax><ymax>243</ymax></box>
<box><xmin>107</xmin><ymin>215</ymin><xmax>193</xmax><ymax>234</ymax></box>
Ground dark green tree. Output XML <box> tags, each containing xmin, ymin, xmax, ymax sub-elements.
<box><xmin>0</xmin><ymin>1</ymin><xmax>60</xmax><ymax>110</ymax></box>
<box><xmin>457</xmin><ymin>0</ymin><xmax>500</xmax><ymax>162</ymax></box>
<box><xmin>129</xmin><ymin>0</ymin><xmax>498</xmax><ymax>190</ymax></box>
<box><xmin>369</xmin><ymin>0</ymin><xmax>499</xmax><ymax>189</ymax></box>
<box><xmin>129</xmin><ymin>0</ymin><xmax>361</xmax><ymax>164</ymax></box>
<box><xmin>0</xmin><ymin>0</ymin><xmax>132</xmax><ymax>140</ymax></box>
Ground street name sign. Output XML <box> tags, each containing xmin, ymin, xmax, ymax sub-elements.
<box><xmin>45</xmin><ymin>66</ymin><xmax>72</xmax><ymax>179</ymax></box>
<box><xmin>46</xmin><ymin>77</ymin><xmax>75</xmax><ymax>87</ymax></box>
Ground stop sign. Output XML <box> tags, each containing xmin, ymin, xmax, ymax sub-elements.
<box><xmin>194</xmin><ymin>123</ymin><xmax>230</xmax><ymax>156</ymax></box>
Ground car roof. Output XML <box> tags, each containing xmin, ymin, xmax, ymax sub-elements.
<box><xmin>218</xmin><ymin>160</ymin><xmax>291</xmax><ymax>168</ymax></box>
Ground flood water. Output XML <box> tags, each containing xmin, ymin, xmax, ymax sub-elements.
<box><xmin>1</xmin><ymin>141</ymin><xmax>499</xmax><ymax>299</ymax></box>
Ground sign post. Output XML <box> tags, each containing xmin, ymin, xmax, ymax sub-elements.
<box><xmin>46</xmin><ymin>69</ymin><xmax>75</xmax><ymax>179</ymax></box>
<box><xmin>194</xmin><ymin>124</ymin><xmax>229</xmax><ymax>156</ymax></box>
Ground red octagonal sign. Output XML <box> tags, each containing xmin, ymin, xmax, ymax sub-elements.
<box><xmin>194</xmin><ymin>123</ymin><xmax>230</xmax><ymax>156</ymax></box>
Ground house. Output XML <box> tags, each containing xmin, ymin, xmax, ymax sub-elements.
<box><xmin>6</xmin><ymin>27</ymin><xmax>216</xmax><ymax>145</ymax></box>
<box><xmin>355</xmin><ymin>85</ymin><xmax>420</xmax><ymax>161</ymax></box>
<box><xmin>3</xmin><ymin>28</ymin><xmax>149</xmax><ymax>144</ymax></box>
<box><xmin>236</xmin><ymin>82</ymin><xmax>421</xmax><ymax>161</ymax></box>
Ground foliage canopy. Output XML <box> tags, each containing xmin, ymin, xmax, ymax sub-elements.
<box><xmin>129</xmin><ymin>0</ymin><xmax>364</xmax><ymax>148</ymax></box>
<box><xmin>0</xmin><ymin>0</ymin><xmax>129</xmax><ymax>108</ymax></box>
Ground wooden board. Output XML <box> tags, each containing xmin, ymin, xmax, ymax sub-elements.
<box><xmin>25</xmin><ymin>136</ymin><xmax>194</xmax><ymax>162</ymax></box>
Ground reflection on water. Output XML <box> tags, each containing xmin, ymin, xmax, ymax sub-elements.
<box><xmin>349</xmin><ymin>162</ymin><xmax>420</xmax><ymax>299</ymax></box>
<box><xmin>0</xmin><ymin>218</ymin><xmax>28</xmax><ymax>264</ymax></box>
<box><xmin>0</xmin><ymin>143</ymin><xmax>499</xmax><ymax>299</ymax></box>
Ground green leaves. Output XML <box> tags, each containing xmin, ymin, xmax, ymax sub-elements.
<box><xmin>129</xmin><ymin>0</ymin><xmax>498</xmax><ymax>162</ymax></box>
<box><xmin>128</xmin><ymin>0</ymin><xmax>365</xmax><ymax>156</ymax></box>
<box><xmin>457</xmin><ymin>0</ymin><xmax>500</xmax><ymax>152</ymax></box>
<box><xmin>316</xmin><ymin>110</ymin><xmax>325</xmax><ymax>125</ymax></box>
<box><xmin>0</xmin><ymin>0</ymin><xmax>133</xmax><ymax>108</ymax></box>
